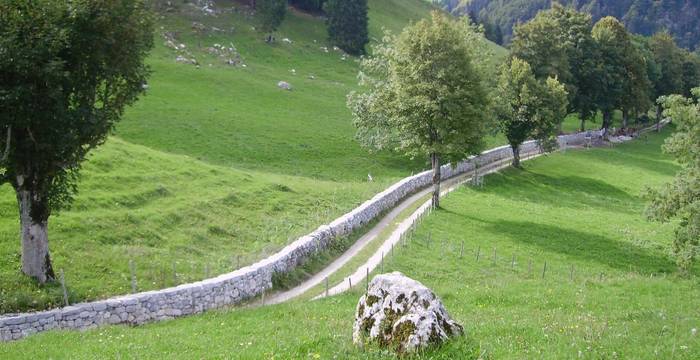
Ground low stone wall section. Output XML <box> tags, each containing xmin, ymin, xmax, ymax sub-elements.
<box><xmin>5</xmin><ymin>123</ymin><xmax>668</xmax><ymax>342</ymax></box>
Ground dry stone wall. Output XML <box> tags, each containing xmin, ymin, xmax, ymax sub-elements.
<box><xmin>3</xmin><ymin>126</ymin><xmax>654</xmax><ymax>342</ymax></box>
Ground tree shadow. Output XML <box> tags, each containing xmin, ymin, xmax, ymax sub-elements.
<box><xmin>474</xmin><ymin>171</ymin><xmax>638</xmax><ymax>214</ymax></box>
<box><xmin>574</xmin><ymin>148</ymin><xmax>680</xmax><ymax>178</ymax></box>
<box><xmin>482</xmin><ymin>219</ymin><xmax>675</xmax><ymax>274</ymax></box>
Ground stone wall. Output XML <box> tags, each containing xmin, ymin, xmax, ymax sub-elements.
<box><xmin>3</xmin><ymin>125</ymin><xmax>657</xmax><ymax>342</ymax></box>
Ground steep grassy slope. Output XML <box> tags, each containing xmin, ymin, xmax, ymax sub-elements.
<box><xmin>3</xmin><ymin>129</ymin><xmax>698</xmax><ymax>359</ymax></box>
<box><xmin>0</xmin><ymin>1</ymin><xmax>507</xmax><ymax>313</ymax></box>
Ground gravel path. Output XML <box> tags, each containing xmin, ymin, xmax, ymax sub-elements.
<box><xmin>266</xmin><ymin>150</ymin><xmax>542</xmax><ymax>305</ymax></box>
<box><xmin>313</xmin><ymin>151</ymin><xmax>542</xmax><ymax>300</ymax></box>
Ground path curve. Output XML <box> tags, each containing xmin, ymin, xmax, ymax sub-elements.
<box><xmin>266</xmin><ymin>149</ymin><xmax>541</xmax><ymax>305</ymax></box>
<box><xmin>313</xmin><ymin>150</ymin><xmax>542</xmax><ymax>300</ymax></box>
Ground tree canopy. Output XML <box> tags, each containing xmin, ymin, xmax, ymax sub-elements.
<box><xmin>511</xmin><ymin>4</ymin><xmax>599</xmax><ymax>130</ymax></box>
<box><xmin>647</xmin><ymin>88</ymin><xmax>700</xmax><ymax>272</ymax></box>
<box><xmin>348</xmin><ymin>12</ymin><xmax>491</xmax><ymax>208</ymax></box>
<box><xmin>494</xmin><ymin>58</ymin><xmax>568</xmax><ymax>167</ymax></box>
<box><xmin>257</xmin><ymin>0</ymin><xmax>287</xmax><ymax>41</ymax></box>
<box><xmin>0</xmin><ymin>0</ymin><xmax>154</xmax><ymax>282</ymax></box>
<box><xmin>325</xmin><ymin>0</ymin><xmax>369</xmax><ymax>55</ymax></box>
<box><xmin>592</xmin><ymin>16</ymin><xmax>634</xmax><ymax>132</ymax></box>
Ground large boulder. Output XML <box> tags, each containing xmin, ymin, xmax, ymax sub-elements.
<box><xmin>353</xmin><ymin>272</ymin><xmax>463</xmax><ymax>353</ymax></box>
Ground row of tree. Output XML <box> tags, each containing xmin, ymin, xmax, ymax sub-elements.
<box><xmin>510</xmin><ymin>4</ymin><xmax>700</xmax><ymax>133</ymax></box>
<box><xmin>348</xmin><ymin>8</ymin><xmax>699</xmax><ymax>270</ymax></box>
<box><xmin>348</xmin><ymin>11</ymin><xmax>569</xmax><ymax>209</ymax></box>
<box><xmin>256</xmin><ymin>0</ymin><xmax>369</xmax><ymax>55</ymax></box>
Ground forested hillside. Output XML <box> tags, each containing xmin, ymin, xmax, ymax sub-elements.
<box><xmin>434</xmin><ymin>0</ymin><xmax>700</xmax><ymax>50</ymax></box>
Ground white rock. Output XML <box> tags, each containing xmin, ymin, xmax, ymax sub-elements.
<box><xmin>277</xmin><ymin>81</ymin><xmax>292</xmax><ymax>91</ymax></box>
<box><xmin>282</xmin><ymin>38</ymin><xmax>292</xmax><ymax>44</ymax></box>
<box><xmin>353</xmin><ymin>272</ymin><xmax>463</xmax><ymax>353</ymax></box>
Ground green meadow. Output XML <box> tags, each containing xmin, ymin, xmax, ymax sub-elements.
<box><xmin>3</xmin><ymin>127</ymin><xmax>696</xmax><ymax>359</ymax></box>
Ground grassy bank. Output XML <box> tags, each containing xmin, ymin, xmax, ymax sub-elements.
<box><xmin>3</xmin><ymin>128</ymin><xmax>696</xmax><ymax>359</ymax></box>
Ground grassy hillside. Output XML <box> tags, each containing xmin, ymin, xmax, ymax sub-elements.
<box><xmin>0</xmin><ymin>0</ymin><xmax>507</xmax><ymax>313</ymax></box>
<box><xmin>3</xmin><ymin>129</ymin><xmax>697</xmax><ymax>359</ymax></box>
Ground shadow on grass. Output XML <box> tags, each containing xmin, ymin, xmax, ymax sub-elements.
<box><xmin>475</xmin><ymin>171</ymin><xmax>638</xmax><ymax>214</ymax></box>
<box><xmin>574</xmin><ymin>146</ymin><xmax>679</xmax><ymax>178</ymax></box>
<box><xmin>483</xmin><ymin>219</ymin><xmax>675</xmax><ymax>275</ymax></box>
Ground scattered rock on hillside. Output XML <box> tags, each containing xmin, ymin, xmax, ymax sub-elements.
<box><xmin>176</xmin><ymin>55</ymin><xmax>197</xmax><ymax>65</ymax></box>
<box><xmin>278</xmin><ymin>81</ymin><xmax>292</xmax><ymax>91</ymax></box>
<box><xmin>191</xmin><ymin>22</ymin><xmax>206</xmax><ymax>32</ymax></box>
<box><xmin>353</xmin><ymin>272</ymin><xmax>463</xmax><ymax>353</ymax></box>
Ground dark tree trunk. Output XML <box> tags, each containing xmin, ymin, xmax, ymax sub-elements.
<box><xmin>14</xmin><ymin>175</ymin><xmax>55</xmax><ymax>283</ymax></box>
<box><xmin>602</xmin><ymin>110</ymin><xmax>613</xmax><ymax>138</ymax></box>
<box><xmin>622</xmin><ymin>109</ymin><xmax>628</xmax><ymax>129</ymax></box>
<box><xmin>580</xmin><ymin>118</ymin><xmax>586</xmax><ymax>132</ymax></box>
<box><xmin>430</xmin><ymin>153</ymin><xmax>440</xmax><ymax>209</ymax></box>
<box><xmin>656</xmin><ymin>103</ymin><xmax>663</xmax><ymax>131</ymax></box>
<box><xmin>511</xmin><ymin>145</ymin><xmax>521</xmax><ymax>168</ymax></box>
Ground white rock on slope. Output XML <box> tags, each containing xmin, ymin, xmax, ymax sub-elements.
<box><xmin>353</xmin><ymin>272</ymin><xmax>463</xmax><ymax>353</ymax></box>
<box><xmin>277</xmin><ymin>81</ymin><xmax>292</xmax><ymax>91</ymax></box>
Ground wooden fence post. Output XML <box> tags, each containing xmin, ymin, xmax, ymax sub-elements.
<box><xmin>542</xmin><ymin>261</ymin><xmax>547</xmax><ymax>279</ymax></box>
<box><xmin>129</xmin><ymin>259</ymin><xmax>137</xmax><ymax>294</ymax></box>
<box><xmin>60</xmin><ymin>269</ymin><xmax>69</xmax><ymax>306</ymax></box>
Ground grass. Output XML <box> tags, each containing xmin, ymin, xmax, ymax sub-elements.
<box><xmin>0</xmin><ymin>0</ymin><xmax>508</xmax><ymax>313</ymax></box>
<box><xmin>3</xmin><ymin>128</ymin><xmax>697</xmax><ymax>359</ymax></box>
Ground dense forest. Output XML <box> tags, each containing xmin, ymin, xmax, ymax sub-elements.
<box><xmin>433</xmin><ymin>0</ymin><xmax>700</xmax><ymax>50</ymax></box>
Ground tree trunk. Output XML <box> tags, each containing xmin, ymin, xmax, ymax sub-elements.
<box><xmin>580</xmin><ymin>118</ymin><xmax>585</xmax><ymax>132</ymax></box>
<box><xmin>511</xmin><ymin>145</ymin><xmax>521</xmax><ymax>168</ymax></box>
<box><xmin>622</xmin><ymin>109</ymin><xmax>628</xmax><ymax>129</ymax></box>
<box><xmin>430</xmin><ymin>153</ymin><xmax>440</xmax><ymax>209</ymax></box>
<box><xmin>602</xmin><ymin>110</ymin><xmax>612</xmax><ymax>138</ymax></box>
<box><xmin>16</xmin><ymin>182</ymin><xmax>55</xmax><ymax>284</ymax></box>
<box><xmin>656</xmin><ymin>103</ymin><xmax>662</xmax><ymax>131</ymax></box>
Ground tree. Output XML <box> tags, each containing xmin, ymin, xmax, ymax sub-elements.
<box><xmin>348</xmin><ymin>12</ymin><xmax>491</xmax><ymax>209</ymax></box>
<box><xmin>511</xmin><ymin>4</ymin><xmax>599</xmax><ymax>132</ymax></box>
<box><xmin>325</xmin><ymin>0</ymin><xmax>369</xmax><ymax>55</ymax></box>
<box><xmin>511</xmin><ymin>9</ymin><xmax>570</xmax><ymax>85</ymax></box>
<box><xmin>494</xmin><ymin>58</ymin><xmax>568</xmax><ymax>168</ymax></box>
<box><xmin>592</xmin><ymin>17</ymin><xmax>631</xmax><ymax>133</ymax></box>
<box><xmin>680</xmin><ymin>50</ymin><xmax>700</xmax><ymax>98</ymax></box>
<box><xmin>258</xmin><ymin>0</ymin><xmax>286</xmax><ymax>42</ymax></box>
<box><xmin>620</xmin><ymin>44</ymin><xmax>653</xmax><ymax>129</ymax></box>
<box><xmin>650</xmin><ymin>32</ymin><xmax>684</xmax><ymax>126</ymax></box>
<box><xmin>289</xmin><ymin>0</ymin><xmax>326</xmax><ymax>12</ymax></box>
<box><xmin>646</xmin><ymin>88</ymin><xmax>700</xmax><ymax>273</ymax></box>
<box><xmin>493</xmin><ymin>24</ymin><xmax>504</xmax><ymax>45</ymax></box>
<box><xmin>0</xmin><ymin>0</ymin><xmax>154</xmax><ymax>283</ymax></box>
<box><xmin>633</xmin><ymin>35</ymin><xmax>662</xmax><ymax>121</ymax></box>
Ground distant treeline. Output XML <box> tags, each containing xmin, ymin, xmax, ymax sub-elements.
<box><xmin>433</xmin><ymin>0</ymin><xmax>700</xmax><ymax>50</ymax></box>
